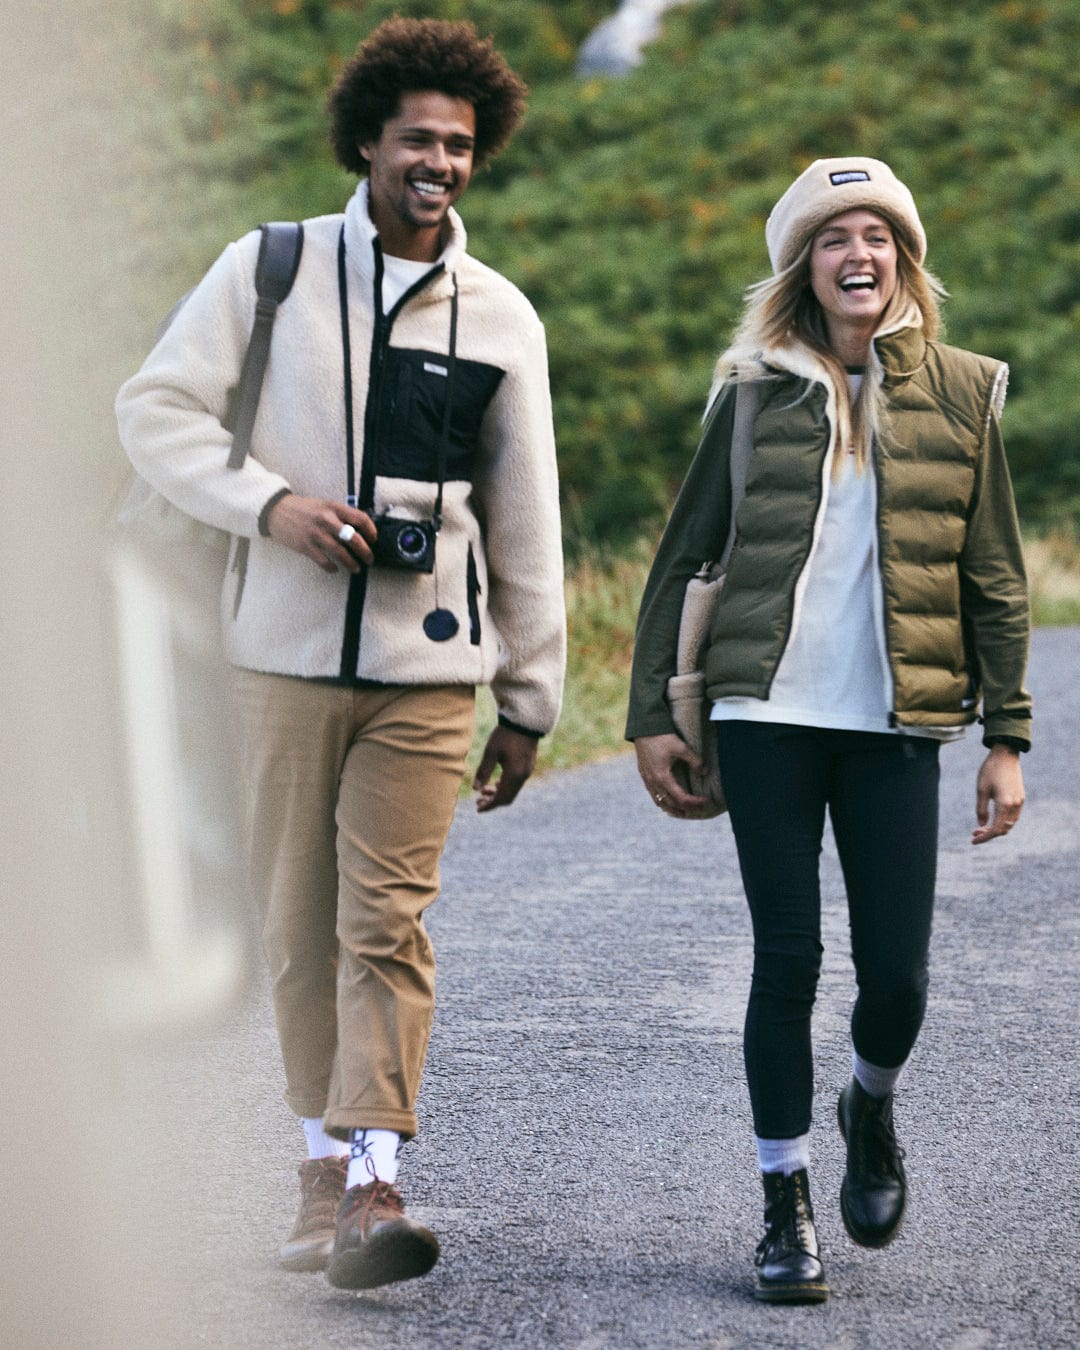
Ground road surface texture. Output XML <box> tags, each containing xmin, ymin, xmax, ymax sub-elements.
<box><xmin>136</xmin><ymin>626</ymin><xmax>1078</xmax><ymax>1348</ymax></box>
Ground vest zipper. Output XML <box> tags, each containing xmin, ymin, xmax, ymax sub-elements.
<box><xmin>870</xmin><ymin>436</ymin><xmax>898</xmax><ymax>722</ymax></box>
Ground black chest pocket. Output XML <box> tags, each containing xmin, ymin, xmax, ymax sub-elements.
<box><xmin>378</xmin><ymin>346</ymin><xmax>505</xmax><ymax>483</ymax></box>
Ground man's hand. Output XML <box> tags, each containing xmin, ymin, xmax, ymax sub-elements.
<box><xmin>633</xmin><ymin>732</ymin><xmax>710</xmax><ymax>819</ymax></box>
<box><xmin>972</xmin><ymin>744</ymin><xmax>1025</xmax><ymax>845</ymax></box>
<box><xmin>266</xmin><ymin>494</ymin><xmax>376</xmax><ymax>573</ymax></box>
<box><xmin>473</xmin><ymin>725</ymin><xmax>538</xmax><ymax>813</ymax></box>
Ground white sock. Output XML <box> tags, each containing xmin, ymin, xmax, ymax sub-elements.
<box><xmin>853</xmin><ymin>1049</ymin><xmax>906</xmax><ymax>1099</ymax></box>
<box><xmin>347</xmin><ymin>1128</ymin><xmax>402</xmax><ymax>1188</ymax></box>
<box><xmin>755</xmin><ymin>1133</ymin><xmax>811</xmax><ymax>1175</ymax></box>
<box><xmin>301</xmin><ymin>1116</ymin><xmax>349</xmax><ymax>1161</ymax></box>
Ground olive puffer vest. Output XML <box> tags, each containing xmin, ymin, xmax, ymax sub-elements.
<box><xmin>626</xmin><ymin>326</ymin><xmax>1032</xmax><ymax>747</ymax></box>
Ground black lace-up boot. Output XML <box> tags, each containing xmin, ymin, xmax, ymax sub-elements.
<box><xmin>838</xmin><ymin>1077</ymin><xmax>907</xmax><ymax>1247</ymax></box>
<box><xmin>754</xmin><ymin>1168</ymin><xmax>829</xmax><ymax>1304</ymax></box>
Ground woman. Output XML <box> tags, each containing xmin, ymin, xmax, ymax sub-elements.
<box><xmin>626</xmin><ymin>158</ymin><xmax>1031</xmax><ymax>1304</ymax></box>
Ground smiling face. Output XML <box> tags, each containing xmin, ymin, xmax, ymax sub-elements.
<box><xmin>809</xmin><ymin>209</ymin><xmax>899</xmax><ymax>354</ymax></box>
<box><xmin>360</xmin><ymin>89</ymin><xmax>476</xmax><ymax>261</ymax></box>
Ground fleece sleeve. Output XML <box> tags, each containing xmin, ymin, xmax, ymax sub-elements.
<box><xmin>115</xmin><ymin>231</ymin><xmax>292</xmax><ymax>537</ymax></box>
<box><xmin>472</xmin><ymin>313</ymin><xmax>566</xmax><ymax>737</ymax></box>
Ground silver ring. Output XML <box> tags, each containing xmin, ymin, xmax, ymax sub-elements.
<box><xmin>654</xmin><ymin>792</ymin><xmax>665</xmax><ymax>804</ymax></box>
<box><xmin>337</xmin><ymin>523</ymin><xmax>356</xmax><ymax>544</ymax></box>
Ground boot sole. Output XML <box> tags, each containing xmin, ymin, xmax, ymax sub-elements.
<box><xmin>837</xmin><ymin>1094</ymin><xmax>906</xmax><ymax>1248</ymax></box>
<box><xmin>327</xmin><ymin>1219</ymin><xmax>439</xmax><ymax>1290</ymax></box>
<box><xmin>279</xmin><ymin>1236</ymin><xmax>333</xmax><ymax>1273</ymax></box>
<box><xmin>755</xmin><ymin>1279</ymin><xmax>830</xmax><ymax>1305</ymax></box>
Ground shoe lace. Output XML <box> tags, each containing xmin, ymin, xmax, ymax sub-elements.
<box><xmin>755</xmin><ymin>1175</ymin><xmax>814</xmax><ymax>1265</ymax></box>
<box><xmin>789</xmin><ymin>1171</ymin><xmax>816</xmax><ymax>1249</ymax></box>
<box><xmin>308</xmin><ymin>1159</ymin><xmax>347</xmax><ymax>1201</ymax></box>
<box><xmin>292</xmin><ymin>1158</ymin><xmax>347</xmax><ymax>1236</ymax></box>
<box><xmin>341</xmin><ymin>1177</ymin><xmax>405</xmax><ymax>1230</ymax></box>
<box><xmin>861</xmin><ymin>1101</ymin><xmax>906</xmax><ymax>1180</ymax></box>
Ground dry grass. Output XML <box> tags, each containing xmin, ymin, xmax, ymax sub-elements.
<box><xmin>1025</xmin><ymin>529</ymin><xmax>1080</xmax><ymax>627</ymax></box>
<box><xmin>467</xmin><ymin>542</ymin><xmax>651</xmax><ymax>786</ymax></box>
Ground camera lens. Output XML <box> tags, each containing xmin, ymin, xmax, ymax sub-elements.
<box><xmin>396</xmin><ymin>525</ymin><xmax>427</xmax><ymax>562</ymax></box>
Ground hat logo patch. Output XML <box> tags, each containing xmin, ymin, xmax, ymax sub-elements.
<box><xmin>830</xmin><ymin>170</ymin><xmax>871</xmax><ymax>185</ymax></box>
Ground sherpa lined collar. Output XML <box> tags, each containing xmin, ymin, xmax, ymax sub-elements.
<box><xmin>342</xmin><ymin>179</ymin><xmax>466</xmax><ymax>302</ymax></box>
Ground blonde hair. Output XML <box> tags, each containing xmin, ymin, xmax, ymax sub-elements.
<box><xmin>714</xmin><ymin>222</ymin><xmax>946</xmax><ymax>474</ymax></box>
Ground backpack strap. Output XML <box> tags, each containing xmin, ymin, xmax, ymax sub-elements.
<box><xmin>227</xmin><ymin>221</ymin><xmax>305</xmax><ymax>469</ymax></box>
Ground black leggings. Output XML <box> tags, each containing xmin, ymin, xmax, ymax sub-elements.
<box><xmin>715</xmin><ymin>721</ymin><xmax>940</xmax><ymax>1140</ymax></box>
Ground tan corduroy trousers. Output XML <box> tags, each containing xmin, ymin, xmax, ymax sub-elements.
<box><xmin>232</xmin><ymin>671</ymin><xmax>476</xmax><ymax>1140</ymax></box>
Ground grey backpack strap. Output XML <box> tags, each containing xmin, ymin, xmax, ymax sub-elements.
<box><xmin>718</xmin><ymin>378</ymin><xmax>760</xmax><ymax>570</ymax></box>
<box><xmin>227</xmin><ymin>221</ymin><xmax>305</xmax><ymax>469</ymax></box>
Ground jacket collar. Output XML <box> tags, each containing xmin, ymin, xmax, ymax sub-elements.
<box><xmin>758</xmin><ymin>321</ymin><xmax>928</xmax><ymax>390</ymax></box>
<box><xmin>342</xmin><ymin>178</ymin><xmax>467</xmax><ymax>298</ymax></box>
<box><xmin>874</xmin><ymin>324</ymin><xmax>927</xmax><ymax>381</ymax></box>
<box><xmin>747</xmin><ymin>321</ymin><xmax>929</xmax><ymax>466</ymax></box>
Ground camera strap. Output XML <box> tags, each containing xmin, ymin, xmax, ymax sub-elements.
<box><xmin>337</xmin><ymin>226</ymin><xmax>360</xmax><ymax>508</ymax></box>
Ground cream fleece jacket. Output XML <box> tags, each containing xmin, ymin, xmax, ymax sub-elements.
<box><xmin>116</xmin><ymin>183</ymin><xmax>565</xmax><ymax>736</ymax></box>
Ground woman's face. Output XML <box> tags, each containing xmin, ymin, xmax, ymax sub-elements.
<box><xmin>809</xmin><ymin>209</ymin><xmax>898</xmax><ymax>340</ymax></box>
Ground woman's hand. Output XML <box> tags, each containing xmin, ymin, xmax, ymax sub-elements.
<box><xmin>633</xmin><ymin>733</ymin><xmax>711</xmax><ymax>819</ymax></box>
<box><xmin>972</xmin><ymin>745</ymin><xmax>1025</xmax><ymax>845</ymax></box>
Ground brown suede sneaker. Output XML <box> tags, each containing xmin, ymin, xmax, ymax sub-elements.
<box><xmin>326</xmin><ymin>1179</ymin><xmax>440</xmax><ymax>1290</ymax></box>
<box><xmin>279</xmin><ymin>1156</ymin><xmax>349</xmax><ymax>1272</ymax></box>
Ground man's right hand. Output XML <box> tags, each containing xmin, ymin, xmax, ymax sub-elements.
<box><xmin>266</xmin><ymin>494</ymin><xmax>377</xmax><ymax>573</ymax></box>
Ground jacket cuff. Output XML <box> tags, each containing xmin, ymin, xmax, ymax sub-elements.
<box><xmin>980</xmin><ymin>713</ymin><xmax>1031</xmax><ymax>752</ymax></box>
<box><xmin>497</xmin><ymin>714</ymin><xmax>543</xmax><ymax>740</ymax></box>
<box><xmin>983</xmin><ymin>734</ymin><xmax>1028</xmax><ymax>753</ymax></box>
<box><xmin>258</xmin><ymin>487</ymin><xmax>292</xmax><ymax>537</ymax></box>
<box><xmin>624</xmin><ymin>709</ymin><xmax>678</xmax><ymax>742</ymax></box>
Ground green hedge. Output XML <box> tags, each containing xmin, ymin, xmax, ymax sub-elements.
<box><xmin>121</xmin><ymin>0</ymin><xmax>1080</xmax><ymax>542</ymax></box>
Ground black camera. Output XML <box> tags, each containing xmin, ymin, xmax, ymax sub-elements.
<box><xmin>371</xmin><ymin>514</ymin><xmax>437</xmax><ymax>573</ymax></box>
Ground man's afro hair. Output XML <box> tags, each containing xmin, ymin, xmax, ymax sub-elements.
<box><xmin>328</xmin><ymin>18</ymin><xmax>528</xmax><ymax>175</ymax></box>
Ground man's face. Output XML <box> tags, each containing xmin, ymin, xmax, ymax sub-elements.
<box><xmin>360</xmin><ymin>90</ymin><xmax>476</xmax><ymax>261</ymax></box>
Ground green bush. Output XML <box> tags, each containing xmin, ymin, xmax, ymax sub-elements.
<box><xmin>120</xmin><ymin>0</ymin><xmax>1080</xmax><ymax>542</ymax></box>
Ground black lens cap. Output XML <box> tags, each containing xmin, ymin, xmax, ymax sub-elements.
<box><xmin>423</xmin><ymin>608</ymin><xmax>459</xmax><ymax>642</ymax></box>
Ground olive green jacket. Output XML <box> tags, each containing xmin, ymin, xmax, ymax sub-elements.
<box><xmin>626</xmin><ymin>326</ymin><xmax>1032</xmax><ymax>748</ymax></box>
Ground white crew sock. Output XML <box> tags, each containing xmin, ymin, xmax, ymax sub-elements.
<box><xmin>755</xmin><ymin>1133</ymin><xmax>811</xmax><ymax>1176</ymax></box>
<box><xmin>301</xmin><ymin>1116</ymin><xmax>349</xmax><ymax>1161</ymax></box>
<box><xmin>852</xmin><ymin>1049</ymin><xmax>906</xmax><ymax>1099</ymax></box>
<box><xmin>347</xmin><ymin>1128</ymin><xmax>402</xmax><ymax>1188</ymax></box>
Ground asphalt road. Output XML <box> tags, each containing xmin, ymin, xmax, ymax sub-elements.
<box><xmin>134</xmin><ymin>626</ymin><xmax>1079</xmax><ymax>1348</ymax></box>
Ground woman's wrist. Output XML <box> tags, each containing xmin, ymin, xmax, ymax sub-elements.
<box><xmin>985</xmin><ymin>736</ymin><xmax>1025</xmax><ymax>755</ymax></box>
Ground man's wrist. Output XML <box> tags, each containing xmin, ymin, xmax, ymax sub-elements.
<box><xmin>258</xmin><ymin>487</ymin><xmax>292</xmax><ymax>537</ymax></box>
<box><xmin>497</xmin><ymin>714</ymin><xmax>543</xmax><ymax>740</ymax></box>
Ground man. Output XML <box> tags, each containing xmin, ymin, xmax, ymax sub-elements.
<box><xmin>117</xmin><ymin>18</ymin><xmax>565</xmax><ymax>1291</ymax></box>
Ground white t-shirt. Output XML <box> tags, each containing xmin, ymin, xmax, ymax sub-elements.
<box><xmin>380</xmin><ymin>252</ymin><xmax>437</xmax><ymax>313</ymax></box>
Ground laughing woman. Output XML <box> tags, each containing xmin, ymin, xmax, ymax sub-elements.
<box><xmin>626</xmin><ymin>158</ymin><xmax>1031</xmax><ymax>1303</ymax></box>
